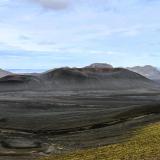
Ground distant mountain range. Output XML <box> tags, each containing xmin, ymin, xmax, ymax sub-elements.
<box><xmin>127</xmin><ymin>65</ymin><xmax>160</xmax><ymax>81</ymax></box>
<box><xmin>0</xmin><ymin>64</ymin><xmax>160</xmax><ymax>87</ymax></box>
<box><xmin>8</xmin><ymin>69</ymin><xmax>46</xmax><ymax>73</ymax></box>
<box><xmin>86</xmin><ymin>63</ymin><xmax>160</xmax><ymax>81</ymax></box>
<box><xmin>0</xmin><ymin>67</ymin><xmax>157</xmax><ymax>92</ymax></box>
<box><xmin>0</xmin><ymin>69</ymin><xmax>12</xmax><ymax>78</ymax></box>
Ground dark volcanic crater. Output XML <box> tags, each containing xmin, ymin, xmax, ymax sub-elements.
<box><xmin>0</xmin><ymin>67</ymin><xmax>160</xmax><ymax>159</ymax></box>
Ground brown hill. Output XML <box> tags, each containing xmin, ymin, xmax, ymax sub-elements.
<box><xmin>0</xmin><ymin>67</ymin><xmax>156</xmax><ymax>92</ymax></box>
<box><xmin>41</xmin><ymin>67</ymin><xmax>157</xmax><ymax>90</ymax></box>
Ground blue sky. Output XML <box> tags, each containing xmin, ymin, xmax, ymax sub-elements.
<box><xmin>0</xmin><ymin>0</ymin><xmax>160</xmax><ymax>69</ymax></box>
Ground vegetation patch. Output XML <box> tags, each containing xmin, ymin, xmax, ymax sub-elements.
<box><xmin>40</xmin><ymin>122</ymin><xmax>160</xmax><ymax>160</ymax></box>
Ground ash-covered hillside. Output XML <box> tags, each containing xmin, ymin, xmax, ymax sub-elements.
<box><xmin>0</xmin><ymin>67</ymin><xmax>158</xmax><ymax>91</ymax></box>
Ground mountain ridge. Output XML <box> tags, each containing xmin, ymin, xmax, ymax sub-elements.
<box><xmin>0</xmin><ymin>67</ymin><xmax>158</xmax><ymax>92</ymax></box>
<box><xmin>0</xmin><ymin>69</ymin><xmax>12</xmax><ymax>78</ymax></box>
<box><xmin>127</xmin><ymin>65</ymin><xmax>160</xmax><ymax>81</ymax></box>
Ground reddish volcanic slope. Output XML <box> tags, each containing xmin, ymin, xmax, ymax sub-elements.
<box><xmin>0</xmin><ymin>67</ymin><xmax>158</xmax><ymax>91</ymax></box>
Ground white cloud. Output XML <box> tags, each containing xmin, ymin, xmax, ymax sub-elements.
<box><xmin>29</xmin><ymin>0</ymin><xmax>70</xmax><ymax>10</ymax></box>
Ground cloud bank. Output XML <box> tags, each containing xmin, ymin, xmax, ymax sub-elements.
<box><xmin>30</xmin><ymin>0</ymin><xmax>70</xmax><ymax>10</ymax></box>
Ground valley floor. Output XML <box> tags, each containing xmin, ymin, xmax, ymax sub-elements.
<box><xmin>41</xmin><ymin>122</ymin><xmax>160</xmax><ymax>160</ymax></box>
<box><xmin>0</xmin><ymin>90</ymin><xmax>160</xmax><ymax>160</ymax></box>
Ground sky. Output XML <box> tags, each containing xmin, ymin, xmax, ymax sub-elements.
<box><xmin>0</xmin><ymin>0</ymin><xmax>160</xmax><ymax>70</ymax></box>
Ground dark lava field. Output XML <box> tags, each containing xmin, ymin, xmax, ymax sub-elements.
<box><xmin>0</xmin><ymin>68</ymin><xmax>160</xmax><ymax>160</ymax></box>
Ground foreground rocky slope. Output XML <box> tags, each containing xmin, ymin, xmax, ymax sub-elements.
<box><xmin>41</xmin><ymin>122</ymin><xmax>160</xmax><ymax>160</ymax></box>
<box><xmin>0</xmin><ymin>91</ymin><xmax>160</xmax><ymax>160</ymax></box>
